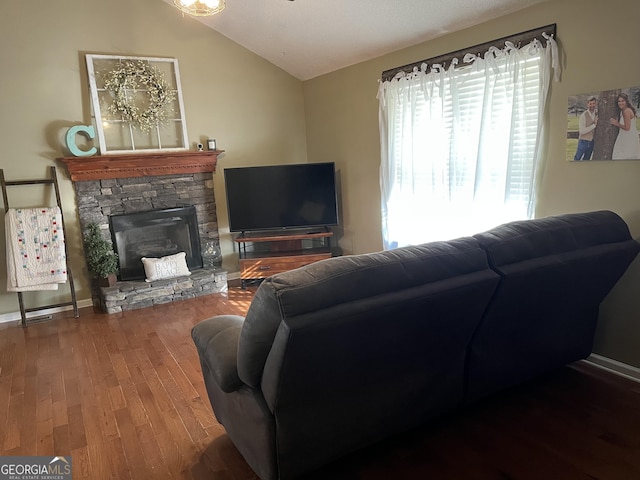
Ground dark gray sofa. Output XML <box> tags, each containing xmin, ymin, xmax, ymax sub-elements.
<box><xmin>192</xmin><ymin>210</ymin><xmax>640</xmax><ymax>480</ymax></box>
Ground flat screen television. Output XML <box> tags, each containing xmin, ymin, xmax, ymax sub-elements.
<box><xmin>224</xmin><ymin>162</ymin><xmax>339</xmax><ymax>232</ymax></box>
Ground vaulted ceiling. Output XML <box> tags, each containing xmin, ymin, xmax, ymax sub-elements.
<box><xmin>165</xmin><ymin>0</ymin><xmax>550</xmax><ymax>80</ymax></box>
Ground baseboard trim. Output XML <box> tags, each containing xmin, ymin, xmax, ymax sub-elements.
<box><xmin>0</xmin><ymin>298</ymin><xmax>93</xmax><ymax>325</ymax></box>
<box><xmin>586</xmin><ymin>353</ymin><xmax>640</xmax><ymax>383</ymax></box>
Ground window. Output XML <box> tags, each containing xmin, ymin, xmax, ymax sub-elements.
<box><xmin>86</xmin><ymin>54</ymin><xmax>189</xmax><ymax>155</ymax></box>
<box><xmin>378</xmin><ymin>32</ymin><xmax>559</xmax><ymax>249</ymax></box>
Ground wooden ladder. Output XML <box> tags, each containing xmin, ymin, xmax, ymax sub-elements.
<box><xmin>0</xmin><ymin>166</ymin><xmax>79</xmax><ymax>326</ymax></box>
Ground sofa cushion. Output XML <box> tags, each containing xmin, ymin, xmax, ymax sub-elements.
<box><xmin>474</xmin><ymin>210</ymin><xmax>635</xmax><ymax>266</ymax></box>
<box><xmin>269</xmin><ymin>236</ymin><xmax>491</xmax><ymax>317</ymax></box>
<box><xmin>258</xmin><ymin>248</ymin><xmax>501</xmax><ymax>478</ymax></box>
<box><xmin>467</xmin><ymin>210</ymin><xmax>640</xmax><ymax>402</ymax></box>
<box><xmin>237</xmin><ymin>236</ymin><xmax>495</xmax><ymax>390</ymax></box>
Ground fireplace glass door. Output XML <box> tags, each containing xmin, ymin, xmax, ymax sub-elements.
<box><xmin>110</xmin><ymin>205</ymin><xmax>202</xmax><ymax>281</ymax></box>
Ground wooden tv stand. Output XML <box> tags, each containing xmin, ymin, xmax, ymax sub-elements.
<box><xmin>235</xmin><ymin>228</ymin><xmax>333</xmax><ymax>286</ymax></box>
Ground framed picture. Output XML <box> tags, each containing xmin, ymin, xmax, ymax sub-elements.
<box><xmin>85</xmin><ymin>54</ymin><xmax>189</xmax><ymax>155</ymax></box>
<box><xmin>567</xmin><ymin>86</ymin><xmax>640</xmax><ymax>161</ymax></box>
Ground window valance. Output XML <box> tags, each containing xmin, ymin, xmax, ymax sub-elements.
<box><xmin>381</xmin><ymin>24</ymin><xmax>557</xmax><ymax>82</ymax></box>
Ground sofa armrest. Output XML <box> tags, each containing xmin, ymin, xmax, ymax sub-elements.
<box><xmin>192</xmin><ymin>315</ymin><xmax>244</xmax><ymax>393</ymax></box>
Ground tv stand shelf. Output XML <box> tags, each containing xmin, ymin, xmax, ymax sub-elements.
<box><xmin>235</xmin><ymin>228</ymin><xmax>333</xmax><ymax>286</ymax></box>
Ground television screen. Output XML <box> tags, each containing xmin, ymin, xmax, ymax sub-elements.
<box><xmin>224</xmin><ymin>162</ymin><xmax>339</xmax><ymax>232</ymax></box>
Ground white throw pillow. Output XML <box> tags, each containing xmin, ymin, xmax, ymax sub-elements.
<box><xmin>141</xmin><ymin>252</ymin><xmax>191</xmax><ymax>282</ymax></box>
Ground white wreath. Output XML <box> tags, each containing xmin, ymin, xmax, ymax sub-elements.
<box><xmin>103</xmin><ymin>61</ymin><xmax>175</xmax><ymax>133</ymax></box>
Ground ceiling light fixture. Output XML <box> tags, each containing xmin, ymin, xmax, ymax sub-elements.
<box><xmin>173</xmin><ymin>0</ymin><xmax>225</xmax><ymax>17</ymax></box>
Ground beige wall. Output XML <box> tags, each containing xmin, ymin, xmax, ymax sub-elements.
<box><xmin>0</xmin><ymin>0</ymin><xmax>307</xmax><ymax>317</ymax></box>
<box><xmin>303</xmin><ymin>0</ymin><xmax>640</xmax><ymax>367</ymax></box>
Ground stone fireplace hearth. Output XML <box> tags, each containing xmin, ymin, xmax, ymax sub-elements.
<box><xmin>61</xmin><ymin>151</ymin><xmax>227</xmax><ymax>313</ymax></box>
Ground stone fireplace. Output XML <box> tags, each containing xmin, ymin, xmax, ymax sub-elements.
<box><xmin>61</xmin><ymin>151</ymin><xmax>227</xmax><ymax>313</ymax></box>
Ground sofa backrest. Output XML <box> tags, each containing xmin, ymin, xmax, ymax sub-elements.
<box><xmin>237</xmin><ymin>237</ymin><xmax>500</xmax><ymax>478</ymax></box>
<box><xmin>467</xmin><ymin>210</ymin><xmax>640</xmax><ymax>402</ymax></box>
<box><xmin>237</xmin><ymin>236</ymin><xmax>495</xmax><ymax>388</ymax></box>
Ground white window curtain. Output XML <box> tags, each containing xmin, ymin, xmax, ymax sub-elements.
<box><xmin>378</xmin><ymin>34</ymin><xmax>559</xmax><ymax>249</ymax></box>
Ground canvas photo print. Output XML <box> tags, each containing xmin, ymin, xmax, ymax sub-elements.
<box><xmin>567</xmin><ymin>86</ymin><xmax>640</xmax><ymax>161</ymax></box>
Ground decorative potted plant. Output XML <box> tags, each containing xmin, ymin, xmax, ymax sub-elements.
<box><xmin>83</xmin><ymin>223</ymin><xmax>119</xmax><ymax>287</ymax></box>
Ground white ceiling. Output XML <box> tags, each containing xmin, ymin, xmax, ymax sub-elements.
<box><xmin>167</xmin><ymin>0</ymin><xmax>550</xmax><ymax>81</ymax></box>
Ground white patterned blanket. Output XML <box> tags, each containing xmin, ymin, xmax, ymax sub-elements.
<box><xmin>5</xmin><ymin>207</ymin><xmax>68</xmax><ymax>292</ymax></box>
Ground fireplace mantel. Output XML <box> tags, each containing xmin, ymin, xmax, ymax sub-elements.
<box><xmin>59</xmin><ymin>150</ymin><xmax>223</xmax><ymax>181</ymax></box>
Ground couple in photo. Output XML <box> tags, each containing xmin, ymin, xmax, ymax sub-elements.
<box><xmin>574</xmin><ymin>92</ymin><xmax>640</xmax><ymax>161</ymax></box>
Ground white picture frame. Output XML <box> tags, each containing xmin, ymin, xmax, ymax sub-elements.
<box><xmin>85</xmin><ymin>54</ymin><xmax>189</xmax><ymax>155</ymax></box>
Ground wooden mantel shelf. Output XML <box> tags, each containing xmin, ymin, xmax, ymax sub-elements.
<box><xmin>59</xmin><ymin>150</ymin><xmax>224</xmax><ymax>181</ymax></box>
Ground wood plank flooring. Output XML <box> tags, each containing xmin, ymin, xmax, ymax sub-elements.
<box><xmin>1</xmin><ymin>288</ymin><xmax>639</xmax><ymax>479</ymax></box>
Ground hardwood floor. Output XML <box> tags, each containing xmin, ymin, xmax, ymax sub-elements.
<box><xmin>1</xmin><ymin>288</ymin><xmax>639</xmax><ymax>479</ymax></box>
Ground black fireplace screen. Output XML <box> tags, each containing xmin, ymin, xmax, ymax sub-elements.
<box><xmin>109</xmin><ymin>205</ymin><xmax>202</xmax><ymax>281</ymax></box>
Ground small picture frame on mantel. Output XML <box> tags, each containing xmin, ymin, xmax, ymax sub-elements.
<box><xmin>85</xmin><ymin>54</ymin><xmax>189</xmax><ymax>155</ymax></box>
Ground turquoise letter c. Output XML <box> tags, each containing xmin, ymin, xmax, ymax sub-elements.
<box><xmin>65</xmin><ymin>125</ymin><xmax>97</xmax><ymax>157</ymax></box>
